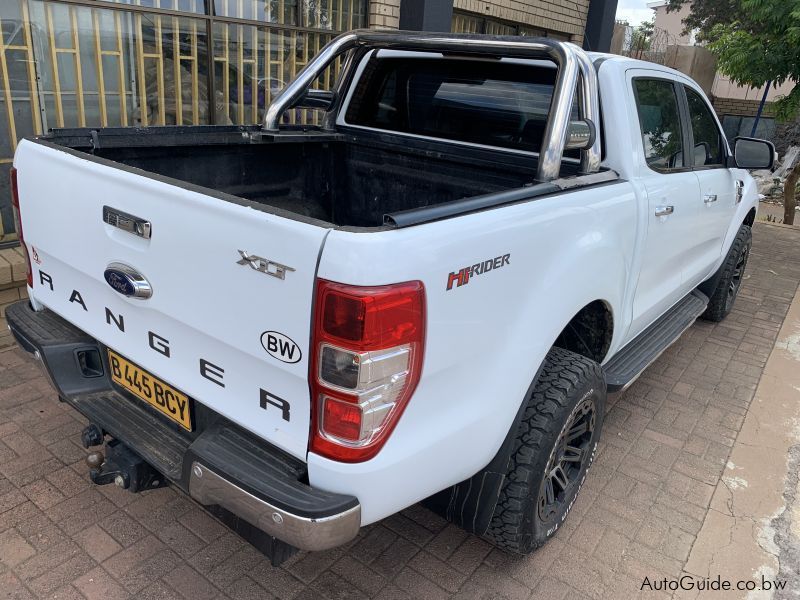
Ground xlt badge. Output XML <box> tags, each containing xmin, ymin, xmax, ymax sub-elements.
<box><xmin>237</xmin><ymin>250</ymin><xmax>295</xmax><ymax>280</ymax></box>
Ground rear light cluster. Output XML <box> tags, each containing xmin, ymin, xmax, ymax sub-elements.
<box><xmin>310</xmin><ymin>279</ymin><xmax>426</xmax><ymax>462</ymax></box>
<box><xmin>9</xmin><ymin>168</ymin><xmax>32</xmax><ymax>287</ymax></box>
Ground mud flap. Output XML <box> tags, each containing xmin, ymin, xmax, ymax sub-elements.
<box><xmin>422</xmin><ymin>363</ymin><xmax>545</xmax><ymax>535</ymax></box>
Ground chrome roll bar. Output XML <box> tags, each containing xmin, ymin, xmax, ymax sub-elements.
<box><xmin>263</xmin><ymin>30</ymin><xmax>601</xmax><ymax>181</ymax></box>
<box><xmin>567</xmin><ymin>42</ymin><xmax>602</xmax><ymax>174</ymax></box>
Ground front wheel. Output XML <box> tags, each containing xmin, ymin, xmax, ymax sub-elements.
<box><xmin>483</xmin><ymin>347</ymin><xmax>605</xmax><ymax>554</ymax></box>
<box><xmin>701</xmin><ymin>224</ymin><xmax>752</xmax><ymax>322</ymax></box>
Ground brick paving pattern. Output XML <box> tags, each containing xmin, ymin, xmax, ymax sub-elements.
<box><xmin>0</xmin><ymin>222</ymin><xmax>798</xmax><ymax>599</ymax></box>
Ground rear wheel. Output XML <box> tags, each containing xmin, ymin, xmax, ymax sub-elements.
<box><xmin>483</xmin><ymin>347</ymin><xmax>605</xmax><ymax>554</ymax></box>
<box><xmin>702</xmin><ymin>224</ymin><xmax>751</xmax><ymax>322</ymax></box>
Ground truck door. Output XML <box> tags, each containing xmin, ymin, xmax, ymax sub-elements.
<box><xmin>681</xmin><ymin>84</ymin><xmax>738</xmax><ymax>288</ymax></box>
<box><xmin>627</xmin><ymin>74</ymin><xmax>702</xmax><ymax>337</ymax></box>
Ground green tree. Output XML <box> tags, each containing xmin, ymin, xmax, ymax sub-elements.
<box><xmin>665</xmin><ymin>0</ymin><xmax>739</xmax><ymax>41</ymax></box>
<box><xmin>668</xmin><ymin>0</ymin><xmax>800</xmax><ymax>224</ymax></box>
<box><xmin>630</xmin><ymin>17</ymin><xmax>656</xmax><ymax>54</ymax></box>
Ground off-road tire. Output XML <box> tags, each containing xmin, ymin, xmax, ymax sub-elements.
<box><xmin>483</xmin><ymin>346</ymin><xmax>605</xmax><ymax>554</ymax></box>
<box><xmin>701</xmin><ymin>224</ymin><xmax>752</xmax><ymax>323</ymax></box>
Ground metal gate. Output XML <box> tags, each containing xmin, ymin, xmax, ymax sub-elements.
<box><xmin>0</xmin><ymin>0</ymin><xmax>366</xmax><ymax>244</ymax></box>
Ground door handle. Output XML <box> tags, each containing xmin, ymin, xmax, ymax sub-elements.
<box><xmin>703</xmin><ymin>194</ymin><xmax>718</xmax><ymax>204</ymax></box>
<box><xmin>655</xmin><ymin>205</ymin><xmax>674</xmax><ymax>217</ymax></box>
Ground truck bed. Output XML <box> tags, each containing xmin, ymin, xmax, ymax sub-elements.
<box><xmin>41</xmin><ymin>125</ymin><xmax>593</xmax><ymax>229</ymax></box>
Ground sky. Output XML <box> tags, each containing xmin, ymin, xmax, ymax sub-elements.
<box><xmin>615</xmin><ymin>0</ymin><xmax>655</xmax><ymax>26</ymax></box>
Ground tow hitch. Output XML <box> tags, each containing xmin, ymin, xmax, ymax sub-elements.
<box><xmin>82</xmin><ymin>424</ymin><xmax>168</xmax><ymax>492</ymax></box>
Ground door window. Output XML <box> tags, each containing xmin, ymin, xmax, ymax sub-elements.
<box><xmin>684</xmin><ymin>87</ymin><xmax>724</xmax><ymax>167</ymax></box>
<box><xmin>633</xmin><ymin>79</ymin><xmax>685</xmax><ymax>171</ymax></box>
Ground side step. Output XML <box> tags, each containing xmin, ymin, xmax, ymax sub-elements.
<box><xmin>603</xmin><ymin>290</ymin><xmax>708</xmax><ymax>392</ymax></box>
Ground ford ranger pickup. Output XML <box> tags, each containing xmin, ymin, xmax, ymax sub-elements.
<box><xmin>5</xmin><ymin>31</ymin><xmax>775</xmax><ymax>563</ymax></box>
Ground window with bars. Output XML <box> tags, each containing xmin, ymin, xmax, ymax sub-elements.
<box><xmin>451</xmin><ymin>11</ymin><xmax>570</xmax><ymax>40</ymax></box>
<box><xmin>0</xmin><ymin>0</ymin><xmax>365</xmax><ymax>242</ymax></box>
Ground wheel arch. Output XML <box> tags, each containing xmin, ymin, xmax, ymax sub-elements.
<box><xmin>553</xmin><ymin>300</ymin><xmax>614</xmax><ymax>364</ymax></box>
<box><xmin>744</xmin><ymin>206</ymin><xmax>756</xmax><ymax>227</ymax></box>
<box><xmin>699</xmin><ymin>216</ymin><xmax>754</xmax><ymax>298</ymax></box>
<box><xmin>423</xmin><ymin>301</ymin><xmax>614</xmax><ymax>535</ymax></box>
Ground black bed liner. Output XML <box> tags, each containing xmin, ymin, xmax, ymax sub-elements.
<box><xmin>37</xmin><ymin>124</ymin><xmax>621</xmax><ymax>229</ymax></box>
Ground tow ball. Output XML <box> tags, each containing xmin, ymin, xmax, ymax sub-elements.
<box><xmin>81</xmin><ymin>424</ymin><xmax>168</xmax><ymax>493</ymax></box>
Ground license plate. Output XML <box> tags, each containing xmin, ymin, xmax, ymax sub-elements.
<box><xmin>107</xmin><ymin>350</ymin><xmax>193</xmax><ymax>431</ymax></box>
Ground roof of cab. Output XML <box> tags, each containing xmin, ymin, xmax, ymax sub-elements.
<box><xmin>586</xmin><ymin>51</ymin><xmax>694</xmax><ymax>83</ymax></box>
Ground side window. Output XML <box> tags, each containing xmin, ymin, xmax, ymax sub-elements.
<box><xmin>633</xmin><ymin>79</ymin><xmax>684</xmax><ymax>171</ymax></box>
<box><xmin>684</xmin><ymin>87</ymin><xmax>724</xmax><ymax>167</ymax></box>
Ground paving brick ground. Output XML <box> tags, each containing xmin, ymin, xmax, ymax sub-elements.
<box><xmin>0</xmin><ymin>222</ymin><xmax>799</xmax><ymax>600</ymax></box>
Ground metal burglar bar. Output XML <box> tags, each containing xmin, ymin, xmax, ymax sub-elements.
<box><xmin>451</xmin><ymin>10</ymin><xmax>570</xmax><ymax>40</ymax></box>
<box><xmin>0</xmin><ymin>0</ymin><xmax>365</xmax><ymax>244</ymax></box>
<box><xmin>205</xmin><ymin>20</ymin><xmax>341</xmax><ymax>127</ymax></box>
<box><xmin>0</xmin><ymin>2</ymin><xmax>43</xmax><ymax>157</ymax></box>
<box><xmin>0</xmin><ymin>0</ymin><xmax>43</xmax><ymax>243</ymax></box>
<box><xmin>29</xmin><ymin>4</ymin><xmax>210</xmax><ymax>129</ymax></box>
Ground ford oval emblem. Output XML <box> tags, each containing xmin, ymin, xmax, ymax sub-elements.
<box><xmin>104</xmin><ymin>263</ymin><xmax>152</xmax><ymax>299</ymax></box>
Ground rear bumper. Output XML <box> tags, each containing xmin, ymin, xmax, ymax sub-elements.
<box><xmin>189</xmin><ymin>462</ymin><xmax>361</xmax><ymax>551</ymax></box>
<box><xmin>6</xmin><ymin>300</ymin><xmax>360</xmax><ymax>552</ymax></box>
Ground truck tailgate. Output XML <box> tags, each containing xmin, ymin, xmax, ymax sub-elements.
<box><xmin>14</xmin><ymin>139</ymin><xmax>329</xmax><ymax>460</ymax></box>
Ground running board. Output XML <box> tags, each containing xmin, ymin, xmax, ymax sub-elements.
<box><xmin>603</xmin><ymin>290</ymin><xmax>708</xmax><ymax>392</ymax></box>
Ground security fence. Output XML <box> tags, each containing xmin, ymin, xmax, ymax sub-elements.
<box><xmin>616</xmin><ymin>22</ymin><xmax>679</xmax><ymax>66</ymax></box>
<box><xmin>0</xmin><ymin>0</ymin><xmax>366</xmax><ymax>244</ymax></box>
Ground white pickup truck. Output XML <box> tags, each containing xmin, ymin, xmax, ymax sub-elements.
<box><xmin>7</xmin><ymin>31</ymin><xmax>774</xmax><ymax>563</ymax></box>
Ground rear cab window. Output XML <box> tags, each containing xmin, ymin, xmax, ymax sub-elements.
<box><xmin>343</xmin><ymin>55</ymin><xmax>579</xmax><ymax>154</ymax></box>
<box><xmin>632</xmin><ymin>78</ymin><xmax>685</xmax><ymax>171</ymax></box>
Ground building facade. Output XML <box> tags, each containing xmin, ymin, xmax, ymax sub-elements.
<box><xmin>0</xmin><ymin>0</ymin><xmax>592</xmax><ymax>243</ymax></box>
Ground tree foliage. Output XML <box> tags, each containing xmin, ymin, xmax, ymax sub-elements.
<box><xmin>667</xmin><ymin>0</ymin><xmax>800</xmax><ymax>119</ymax></box>
<box><xmin>669</xmin><ymin>0</ymin><xmax>800</xmax><ymax>223</ymax></box>
<box><xmin>665</xmin><ymin>0</ymin><xmax>744</xmax><ymax>40</ymax></box>
<box><xmin>630</xmin><ymin>17</ymin><xmax>656</xmax><ymax>52</ymax></box>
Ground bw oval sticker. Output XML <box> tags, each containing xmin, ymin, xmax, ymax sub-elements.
<box><xmin>261</xmin><ymin>331</ymin><xmax>302</xmax><ymax>364</ymax></box>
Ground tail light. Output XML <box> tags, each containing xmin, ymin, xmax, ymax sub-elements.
<box><xmin>310</xmin><ymin>279</ymin><xmax>426</xmax><ymax>462</ymax></box>
<box><xmin>9</xmin><ymin>168</ymin><xmax>32</xmax><ymax>287</ymax></box>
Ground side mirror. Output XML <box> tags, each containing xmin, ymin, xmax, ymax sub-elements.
<box><xmin>668</xmin><ymin>149</ymin><xmax>683</xmax><ymax>169</ymax></box>
<box><xmin>288</xmin><ymin>89</ymin><xmax>334</xmax><ymax>110</ymax></box>
<box><xmin>693</xmin><ymin>141</ymin><xmax>711</xmax><ymax>166</ymax></box>
<box><xmin>731</xmin><ymin>137</ymin><xmax>776</xmax><ymax>170</ymax></box>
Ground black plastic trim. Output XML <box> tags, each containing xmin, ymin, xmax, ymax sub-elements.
<box><xmin>603</xmin><ymin>290</ymin><xmax>708</xmax><ymax>391</ymax></box>
<box><xmin>385</xmin><ymin>182</ymin><xmax>560</xmax><ymax>227</ymax></box>
<box><xmin>423</xmin><ymin>361</ymin><xmax>547</xmax><ymax>535</ymax></box>
<box><xmin>186</xmin><ymin>422</ymin><xmax>358</xmax><ymax>519</ymax></box>
<box><xmin>384</xmin><ymin>177</ymin><xmax>625</xmax><ymax>227</ymax></box>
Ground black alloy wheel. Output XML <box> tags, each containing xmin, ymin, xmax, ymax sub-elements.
<box><xmin>725</xmin><ymin>237</ymin><xmax>750</xmax><ymax>313</ymax></box>
<box><xmin>483</xmin><ymin>346</ymin><xmax>606</xmax><ymax>554</ymax></box>
<box><xmin>702</xmin><ymin>224</ymin><xmax>752</xmax><ymax>322</ymax></box>
<box><xmin>537</xmin><ymin>397</ymin><xmax>596</xmax><ymax>522</ymax></box>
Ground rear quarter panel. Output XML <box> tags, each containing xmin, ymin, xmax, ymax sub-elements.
<box><xmin>310</xmin><ymin>181</ymin><xmax>639</xmax><ymax>524</ymax></box>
